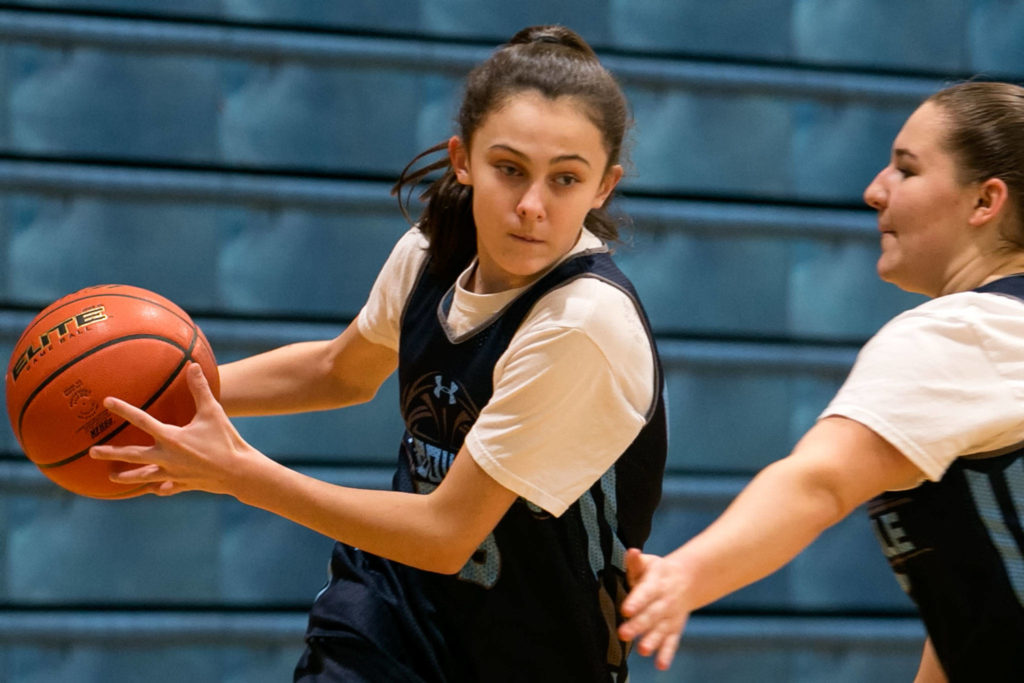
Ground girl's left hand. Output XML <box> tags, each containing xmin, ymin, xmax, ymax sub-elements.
<box><xmin>90</xmin><ymin>362</ymin><xmax>258</xmax><ymax>497</ymax></box>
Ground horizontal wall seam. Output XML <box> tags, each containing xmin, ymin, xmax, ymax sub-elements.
<box><xmin>0</xmin><ymin>609</ymin><xmax>925</xmax><ymax>646</ymax></box>
<box><xmin>0</xmin><ymin>8</ymin><xmax>943</xmax><ymax>101</ymax></box>
<box><xmin>0</xmin><ymin>161</ymin><xmax>877</xmax><ymax>238</ymax></box>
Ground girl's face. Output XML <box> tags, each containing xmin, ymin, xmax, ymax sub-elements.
<box><xmin>449</xmin><ymin>91</ymin><xmax>622</xmax><ymax>293</ymax></box>
<box><xmin>863</xmin><ymin>102</ymin><xmax>982</xmax><ymax>297</ymax></box>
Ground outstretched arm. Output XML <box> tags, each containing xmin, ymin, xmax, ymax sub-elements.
<box><xmin>618</xmin><ymin>416</ymin><xmax>925</xmax><ymax>670</ymax></box>
<box><xmin>218</xmin><ymin>318</ymin><xmax>397</xmax><ymax>417</ymax></box>
<box><xmin>90</xmin><ymin>362</ymin><xmax>518</xmax><ymax>574</ymax></box>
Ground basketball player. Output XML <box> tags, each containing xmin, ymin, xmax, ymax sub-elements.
<box><xmin>618</xmin><ymin>81</ymin><xmax>1024</xmax><ymax>683</ymax></box>
<box><xmin>92</xmin><ymin>25</ymin><xmax>667</xmax><ymax>683</ymax></box>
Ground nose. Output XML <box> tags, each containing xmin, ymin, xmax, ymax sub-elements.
<box><xmin>517</xmin><ymin>181</ymin><xmax>546</xmax><ymax>221</ymax></box>
<box><xmin>863</xmin><ymin>167</ymin><xmax>888</xmax><ymax>210</ymax></box>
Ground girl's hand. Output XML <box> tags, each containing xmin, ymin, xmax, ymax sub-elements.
<box><xmin>618</xmin><ymin>548</ymin><xmax>692</xmax><ymax>671</ymax></box>
<box><xmin>90</xmin><ymin>362</ymin><xmax>259</xmax><ymax>497</ymax></box>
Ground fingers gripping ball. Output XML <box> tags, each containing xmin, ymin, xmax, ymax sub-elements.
<box><xmin>4</xmin><ymin>284</ymin><xmax>220</xmax><ymax>499</ymax></box>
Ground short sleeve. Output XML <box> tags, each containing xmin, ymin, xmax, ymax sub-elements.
<box><xmin>821</xmin><ymin>293</ymin><xmax>1024</xmax><ymax>481</ymax></box>
<box><xmin>356</xmin><ymin>228</ymin><xmax>430</xmax><ymax>350</ymax></box>
<box><xmin>464</xmin><ymin>280</ymin><xmax>656</xmax><ymax>516</ymax></box>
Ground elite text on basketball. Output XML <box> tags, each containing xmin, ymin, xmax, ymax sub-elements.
<box><xmin>10</xmin><ymin>306</ymin><xmax>108</xmax><ymax>381</ymax></box>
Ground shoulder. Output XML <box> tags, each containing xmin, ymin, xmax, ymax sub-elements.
<box><xmin>531</xmin><ymin>275</ymin><xmax>646</xmax><ymax>344</ymax></box>
<box><xmin>373</xmin><ymin>226</ymin><xmax>432</xmax><ymax>301</ymax></box>
<box><xmin>824</xmin><ymin>290</ymin><xmax>1024</xmax><ymax>481</ymax></box>
<box><xmin>891</xmin><ymin>287</ymin><xmax>1024</xmax><ymax>318</ymax></box>
<box><xmin>513</xmin><ymin>263</ymin><xmax>656</xmax><ymax>413</ymax></box>
<box><xmin>869</xmin><ymin>289</ymin><xmax>1024</xmax><ymax>353</ymax></box>
<box><xmin>532</xmin><ymin>229</ymin><xmax>646</xmax><ymax>335</ymax></box>
<box><xmin>355</xmin><ymin>226</ymin><xmax>431</xmax><ymax>349</ymax></box>
<box><xmin>389</xmin><ymin>226</ymin><xmax>431</xmax><ymax>269</ymax></box>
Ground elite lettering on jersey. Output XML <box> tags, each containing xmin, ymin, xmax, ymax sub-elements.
<box><xmin>11</xmin><ymin>306</ymin><xmax>108</xmax><ymax>381</ymax></box>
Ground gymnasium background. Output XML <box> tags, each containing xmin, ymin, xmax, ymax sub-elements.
<box><xmin>0</xmin><ymin>2</ymin><xmax>1020</xmax><ymax>681</ymax></box>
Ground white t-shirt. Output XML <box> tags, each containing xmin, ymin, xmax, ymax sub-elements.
<box><xmin>821</xmin><ymin>290</ymin><xmax>1024</xmax><ymax>484</ymax></box>
<box><xmin>357</xmin><ymin>227</ymin><xmax>657</xmax><ymax>516</ymax></box>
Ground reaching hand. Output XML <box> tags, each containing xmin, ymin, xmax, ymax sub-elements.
<box><xmin>618</xmin><ymin>547</ymin><xmax>693</xmax><ymax>671</ymax></box>
<box><xmin>90</xmin><ymin>362</ymin><xmax>258</xmax><ymax>497</ymax></box>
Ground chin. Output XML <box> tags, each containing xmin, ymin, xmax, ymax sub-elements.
<box><xmin>509</xmin><ymin>257</ymin><xmax>554</xmax><ymax>277</ymax></box>
<box><xmin>877</xmin><ymin>263</ymin><xmax>909</xmax><ymax>292</ymax></box>
<box><xmin>880</xmin><ymin>271</ymin><xmax>933</xmax><ymax>297</ymax></box>
<box><xmin>876</xmin><ymin>259</ymin><xmax>894</xmax><ymax>283</ymax></box>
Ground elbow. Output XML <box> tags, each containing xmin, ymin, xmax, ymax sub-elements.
<box><xmin>799</xmin><ymin>456</ymin><xmax>865</xmax><ymax>524</ymax></box>
<box><xmin>409</xmin><ymin>553</ymin><xmax>469</xmax><ymax>577</ymax></box>
<box><xmin>344</xmin><ymin>382</ymin><xmax>380</xmax><ymax>406</ymax></box>
<box><xmin>316</xmin><ymin>368</ymin><xmax>381</xmax><ymax>408</ymax></box>
<box><xmin>429</xmin><ymin>543</ymin><xmax>478</xmax><ymax>575</ymax></box>
<box><xmin>433</xmin><ymin>557</ymin><xmax>469</xmax><ymax>576</ymax></box>
<box><xmin>819</xmin><ymin>485</ymin><xmax>855</xmax><ymax>528</ymax></box>
<box><xmin>412</xmin><ymin>532</ymin><xmax>483</xmax><ymax>575</ymax></box>
<box><xmin>805</xmin><ymin>474</ymin><xmax>859</xmax><ymax>529</ymax></box>
<box><xmin>763</xmin><ymin>457</ymin><xmax>854</xmax><ymax>529</ymax></box>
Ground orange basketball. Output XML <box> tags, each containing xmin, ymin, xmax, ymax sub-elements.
<box><xmin>4</xmin><ymin>284</ymin><xmax>220</xmax><ymax>499</ymax></box>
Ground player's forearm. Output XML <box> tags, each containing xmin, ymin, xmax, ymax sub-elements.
<box><xmin>218</xmin><ymin>322</ymin><xmax>395</xmax><ymax>417</ymax></box>
<box><xmin>665</xmin><ymin>454</ymin><xmax>849</xmax><ymax>611</ymax></box>
<box><xmin>218</xmin><ymin>341</ymin><xmax>350</xmax><ymax>415</ymax></box>
<box><xmin>230</xmin><ymin>453</ymin><xmax>477</xmax><ymax>574</ymax></box>
<box><xmin>675</xmin><ymin>417</ymin><xmax>920</xmax><ymax>610</ymax></box>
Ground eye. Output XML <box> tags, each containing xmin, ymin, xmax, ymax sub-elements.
<box><xmin>495</xmin><ymin>163</ymin><xmax>520</xmax><ymax>177</ymax></box>
<box><xmin>895</xmin><ymin>165</ymin><xmax>915</xmax><ymax>178</ymax></box>
<box><xmin>553</xmin><ymin>174</ymin><xmax>580</xmax><ymax>187</ymax></box>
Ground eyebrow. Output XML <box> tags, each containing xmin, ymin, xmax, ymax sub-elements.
<box><xmin>488</xmin><ymin>144</ymin><xmax>592</xmax><ymax>167</ymax></box>
<box><xmin>893</xmin><ymin>148</ymin><xmax>919</xmax><ymax>161</ymax></box>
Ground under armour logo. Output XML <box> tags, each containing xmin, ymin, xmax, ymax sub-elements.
<box><xmin>433</xmin><ymin>375</ymin><xmax>458</xmax><ymax>405</ymax></box>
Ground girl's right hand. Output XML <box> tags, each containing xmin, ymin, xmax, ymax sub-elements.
<box><xmin>618</xmin><ymin>548</ymin><xmax>692</xmax><ymax>671</ymax></box>
<box><xmin>90</xmin><ymin>362</ymin><xmax>262</xmax><ymax>498</ymax></box>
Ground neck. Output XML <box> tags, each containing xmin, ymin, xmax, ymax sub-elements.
<box><xmin>977</xmin><ymin>254</ymin><xmax>1024</xmax><ymax>287</ymax></box>
<box><xmin>940</xmin><ymin>252</ymin><xmax>1024</xmax><ymax>296</ymax></box>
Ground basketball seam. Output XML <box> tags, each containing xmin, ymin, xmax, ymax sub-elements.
<box><xmin>19</xmin><ymin>329</ymin><xmax>199</xmax><ymax>465</ymax></box>
<box><xmin>10</xmin><ymin>289</ymin><xmax>194</xmax><ymax>351</ymax></box>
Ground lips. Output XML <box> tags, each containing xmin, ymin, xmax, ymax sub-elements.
<box><xmin>510</xmin><ymin>233</ymin><xmax>543</xmax><ymax>244</ymax></box>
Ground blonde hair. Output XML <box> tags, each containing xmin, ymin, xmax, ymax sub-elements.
<box><xmin>928</xmin><ymin>81</ymin><xmax>1024</xmax><ymax>244</ymax></box>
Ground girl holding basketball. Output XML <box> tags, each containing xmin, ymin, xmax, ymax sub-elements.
<box><xmin>91</xmin><ymin>25</ymin><xmax>666</xmax><ymax>683</ymax></box>
<box><xmin>617</xmin><ymin>81</ymin><xmax>1024</xmax><ymax>682</ymax></box>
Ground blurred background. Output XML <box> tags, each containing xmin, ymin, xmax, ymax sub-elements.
<box><xmin>0</xmin><ymin>1</ymin><xmax>1020</xmax><ymax>681</ymax></box>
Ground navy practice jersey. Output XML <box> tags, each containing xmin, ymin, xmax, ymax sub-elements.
<box><xmin>304</xmin><ymin>247</ymin><xmax>668</xmax><ymax>683</ymax></box>
<box><xmin>867</xmin><ymin>274</ymin><xmax>1024</xmax><ymax>682</ymax></box>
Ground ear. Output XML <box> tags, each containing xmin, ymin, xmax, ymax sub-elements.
<box><xmin>591</xmin><ymin>164</ymin><xmax>624</xmax><ymax>209</ymax></box>
<box><xmin>969</xmin><ymin>177</ymin><xmax>1010</xmax><ymax>227</ymax></box>
<box><xmin>448</xmin><ymin>135</ymin><xmax>472</xmax><ymax>186</ymax></box>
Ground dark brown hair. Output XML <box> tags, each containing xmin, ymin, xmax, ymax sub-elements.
<box><xmin>392</xmin><ymin>25</ymin><xmax>632</xmax><ymax>279</ymax></box>
<box><xmin>927</xmin><ymin>81</ymin><xmax>1024</xmax><ymax>246</ymax></box>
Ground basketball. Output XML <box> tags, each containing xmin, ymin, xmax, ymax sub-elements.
<box><xmin>4</xmin><ymin>284</ymin><xmax>220</xmax><ymax>499</ymax></box>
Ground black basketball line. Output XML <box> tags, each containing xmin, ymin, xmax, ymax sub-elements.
<box><xmin>10</xmin><ymin>288</ymin><xmax>195</xmax><ymax>352</ymax></box>
<box><xmin>37</xmin><ymin>325</ymin><xmax>204</xmax><ymax>473</ymax></box>
<box><xmin>17</xmin><ymin>328</ymin><xmax>200</xmax><ymax>468</ymax></box>
<box><xmin>35</xmin><ymin>334</ymin><xmax>198</xmax><ymax>470</ymax></box>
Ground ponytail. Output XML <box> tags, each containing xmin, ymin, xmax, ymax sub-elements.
<box><xmin>392</xmin><ymin>142</ymin><xmax>476</xmax><ymax>280</ymax></box>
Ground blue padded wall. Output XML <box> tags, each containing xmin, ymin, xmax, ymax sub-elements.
<box><xmin>792</xmin><ymin>0</ymin><xmax>967</xmax><ymax>73</ymax></box>
<box><xmin>0</xmin><ymin>2</ymin><xmax>1017</xmax><ymax>682</ymax></box>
